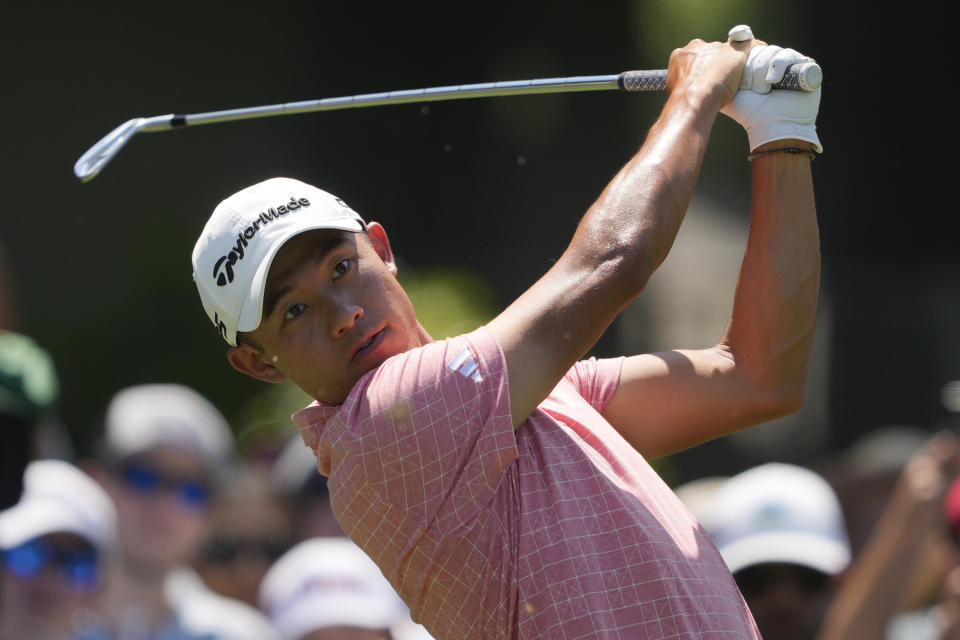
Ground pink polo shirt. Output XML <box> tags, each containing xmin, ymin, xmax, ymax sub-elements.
<box><xmin>293</xmin><ymin>327</ymin><xmax>759</xmax><ymax>639</ymax></box>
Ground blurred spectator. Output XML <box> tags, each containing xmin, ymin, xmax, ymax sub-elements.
<box><xmin>710</xmin><ymin>462</ymin><xmax>851</xmax><ymax>640</ymax></box>
<box><xmin>820</xmin><ymin>425</ymin><xmax>930</xmax><ymax>558</ymax></box>
<box><xmin>672</xmin><ymin>475</ymin><xmax>728</xmax><ymax>536</ymax></box>
<box><xmin>194</xmin><ymin>464</ymin><xmax>295</xmax><ymax>607</ymax></box>
<box><xmin>0</xmin><ymin>459</ymin><xmax>116</xmax><ymax>640</ymax></box>
<box><xmin>269</xmin><ymin>435</ymin><xmax>343</xmax><ymax>541</ymax></box>
<box><xmin>933</xmin><ymin>475</ymin><xmax>960</xmax><ymax>639</ymax></box>
<box><xmin>258</xmin><ymin>537</ymin><xmax>432</xmax><ymax>640</ymax></box>
<box><xmin>0</xmin><ymin>331</ymin><xmax>69</xmax><ymax>510</ymax></box>
<box><xmin>85</xmin><ymin>383</ymin><xmax>278</xmax><ymax>640</ymax></box>
<box><xmin>817</xmin><ymin>430</ymin><xmax>960</xmax><ymax>640</ymax></box>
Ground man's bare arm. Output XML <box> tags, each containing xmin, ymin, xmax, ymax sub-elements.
<box><xmin>487</xmin><ymin>38</ymin><xmax>749</xmax><ymax>427</ymax></box>
<box><xmin>602</xmin><ymin>137</ymin><xmax>820</xmax><ymax>458</ymax></box>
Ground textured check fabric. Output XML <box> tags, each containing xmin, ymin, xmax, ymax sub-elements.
<box><xmin>293</xmin><ymin>327</ymin><xmax>759</xmax><ymax>639</ymax></box>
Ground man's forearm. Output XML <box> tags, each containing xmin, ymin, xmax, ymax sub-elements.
<box><xmin>564</xmin><ymin>82</ymin><xmax>727</xmax><ymax>300</ymax></box>
<box><xmin>721</xmin><ymin>140</ymin><xmax>820</xmax><ymax>413</ymax></box>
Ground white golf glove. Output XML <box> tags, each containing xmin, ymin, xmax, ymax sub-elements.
<box><xmin>721</xmin><ymin>44</ymin><xmax>823</xmax><ymax>153</ymax></box>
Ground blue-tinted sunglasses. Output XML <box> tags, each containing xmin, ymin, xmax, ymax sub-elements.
<box><xmin>120</xmin><ymin>463</ymin><xmax>211</xmax><ymax>510</ymax></box>
<box><xmin>3</xmin><ymin>538</ymin><xmax>100</xmax><ymax>591</ymax></box>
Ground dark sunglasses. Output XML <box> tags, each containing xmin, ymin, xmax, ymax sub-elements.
<box><xmin>202</xmin><ymin>535</ymin><xmax>291</xmax><ymax>564</ymax></box>
<box><xmin>2</xmin><ymin>538</ymin><xmax>100</xmax><ymax>591</ymax></box>
<box><xmin>734</xmin><ymin>563</ymin><xmax>831</xmax><ymax>596</ymax></box>
<box><xmin>120</xmin><ymin>463</ymin><xmax>211</xmax><ymax>510</ymax></box>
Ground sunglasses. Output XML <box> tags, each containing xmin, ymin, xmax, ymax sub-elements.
<box><xmin>202</xmin><ymin>535</ymin><xmax>291</xmax><ymax>564</ymax></box>
<box><xmin>119</xmin><ymin>463</ymin><xmax>211</xmax><ymax>510</ymax></box>
<box><xmin>734</xmin><ymin>563</ymin><xmax>831</xmax><ymax>597</ymax></box>
<box><xmin>2</xmin><ymin>538</ymin><xmax>100</xmax><ymax>591</ymax></box>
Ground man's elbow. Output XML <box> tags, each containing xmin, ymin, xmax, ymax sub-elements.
<box><xmin>724</xmin><ymin>351</ymin><xmax>809</xmax><ymax>422</ymax></box>
<box><xmin>770</xmin><ymin>384</ymin><xmax>807</xmax><ymax>418</ymax></box>
<box><xmin>753</xmin><ymin>375</ymin><xmax>807</xmax><ymax>422</ymax></box>
<box><xmin>720</xmin><ymin>338</ymin><xmax>814</xmax><ymax>422</ymax></box>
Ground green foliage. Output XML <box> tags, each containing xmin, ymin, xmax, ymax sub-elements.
<box><xmin>400</xmin><ymin>268</ymin><xmax>498</xmax><ymax>340</ymax></box>
<box><xmin>628</xmin><ymin>0</ymin><xmax>784</xmax><ymax>62</ymax></box>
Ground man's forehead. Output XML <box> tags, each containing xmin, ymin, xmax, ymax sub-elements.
<box><xmin>268</xmin><ymin>229</ymin><xmax>357</xmax><ymax>281</ymax></box>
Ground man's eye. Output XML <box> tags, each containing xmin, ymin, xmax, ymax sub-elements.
<box><xmin>333</xmin><ymin>259</ymin><xmax>351</xmax><ymax>279</ymax></box>
<box><xmin>284</xmin><ymin>303</ymin><xmax>306</xmax><ymax>321</ymax></box>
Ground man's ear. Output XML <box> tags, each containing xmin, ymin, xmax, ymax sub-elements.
<box><xmin>364</xmin><ymin>221</ymin><xmax>397</xmax><ymax>275</ymax></box>
<box><xmin>227</xmin><ymin>344</ymin><xmax>287</xmax><ymax>383</ymax></box>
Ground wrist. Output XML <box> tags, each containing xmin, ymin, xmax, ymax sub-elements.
<box><xmin>753</xmin><ymin>139</ymin><xmax>815</xmax><ymax>152</ymax></box>
<box><xmin>667</xmin><ymin>78</ymin><xmax>732</xmax><ymax>116</ymax></box>
<box><xmin>747</xmin><ymin>122</ymin><xmax>822</xmax><ymax>153</ymax></box>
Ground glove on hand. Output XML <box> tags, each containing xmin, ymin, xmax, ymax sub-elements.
<box><xmin>721</xmin><ymin>44</ymin><xmax>823</xmax><ymax>152</ymax></box>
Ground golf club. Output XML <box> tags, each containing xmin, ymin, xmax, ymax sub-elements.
<box><xmin>73</xmin><ymin>62</ymin><xmax>821</xmax><ymax>183</ymax></box>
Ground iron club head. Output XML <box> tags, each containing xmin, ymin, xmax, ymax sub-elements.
<box><xmin>73</xmin><ymin>115</ymin><xmax>174</xmax><ymax>182</ymax></box>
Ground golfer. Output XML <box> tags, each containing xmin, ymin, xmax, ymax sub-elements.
<box><xmin>192</xmin><ymin>27</ymin><xmax>821</xmax><ymax>639</ymax></box>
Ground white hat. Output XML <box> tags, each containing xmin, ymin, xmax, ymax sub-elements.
<box><xmin>673</xmin><ymin>475</ymin><xmax>728</xmax><ymax>535</ymax></box>
<box><xmin>259</xmin><ymin>537</ymin><xmax>409</xmax><ymax>639</ymax></box>
<box><xmin>0</xmin><ymin>459</ymin><xmax>116</xmax><ymax>551</ymax></box>
<box><xmin>103</xmin><ymin>383</ymin><xmax>233</xmax><ymax>467</ymax></box>
<box><xmin>191</xmin><ymin>177</ymin><xmax>365</xmax><ymax>346</ymax></box>
<box><xmin>710</xmin><ymin>462</ymin><xmax>850</xmax><ymax>576</ymax></box>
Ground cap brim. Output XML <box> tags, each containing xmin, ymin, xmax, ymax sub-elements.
<box><xmin>721</xmin><ymin>531</ymin><xmax>850</xmax><ymax>576</ymax></box>
<box><xmin>0</xmin><ymin>500</ymin><xmax>101</xmax><ymax>550</ymax></box>
<box><xmin>236</xmin><ymin>214</ymin><xmax>364</xmax><ymax>335</ymax></box>
<box><xmin>275</xmin><ymin>594</ymin><xmax>404</xmax><ymax>639</ymax></box>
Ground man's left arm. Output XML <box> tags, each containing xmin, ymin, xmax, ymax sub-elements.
<box><xmin>602</xmin><ymin>41</ymin><xmax>823</xmax><ymax>459</ymax></box>
<box><xmin>603</xmin><ymin>135</ymin><xmax>818</xmax><ymax>460</ymax></box>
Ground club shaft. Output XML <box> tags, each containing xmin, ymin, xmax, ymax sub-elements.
<box><xmin>179</xmin><ymin>75</ymin><xmax>622</xmax><ymax>127</ymax></box>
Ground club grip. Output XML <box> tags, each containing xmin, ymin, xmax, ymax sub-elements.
<box><xmin>618</xmin><ymin>61</ymin><xmax>822</xmax><ymax>93</ymax></box>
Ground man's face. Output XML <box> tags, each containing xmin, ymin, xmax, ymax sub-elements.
<box><xmin>101</xmin><ymin>445</ymin><xmax>213</xmax><ymax>572</ymax></box>
<box><xmin>230</xmin><ymin>224</ymin><xmax>429</xmax><ymax>403</ymax></box>
<box><xmin>1</xmin><ymin>533</ymin><xmax>100</xmax><ymax>640</ymax></box>
<box><xmin>735</xmin><ymin>562</ymin><xmax>837</xmax><ymax>640</ymax></box>
<box><xmin>194</xmin><ymin>474</ymin><xmax>293</xmax><ymax>607</ymax></box>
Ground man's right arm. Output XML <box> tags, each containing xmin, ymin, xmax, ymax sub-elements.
<box><xmin>487</xmin><ymin>37</ymin><xmax>749</xmax><ymax>427</ymax></box>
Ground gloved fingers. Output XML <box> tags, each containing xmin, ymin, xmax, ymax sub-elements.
<box><xmin>728</xmin><ymin>24</ymin><xmax>755</xmax><ymax>42</ymax></box>
<box><xmin>742</xmin><ymin>45</ymin><xmax>783</xmax><ymax>94</ymax></box>
<box><xmin>765</xmin><ymin>47</ymin><xmax>815</xmax><ymax>84</ymax></box>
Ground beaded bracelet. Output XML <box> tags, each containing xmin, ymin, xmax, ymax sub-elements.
<box><xmin>747</xmin><ymin>147</ymin><xmax>817</xmax><ymax>162</ymax></box>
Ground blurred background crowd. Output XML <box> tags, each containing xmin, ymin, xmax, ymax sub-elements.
<box><xmin>6</xmin><ymin>329</ymin><xmax>958</xmax><ymax>639</ymax></box>
<box><xmin>0</xmin><ymin>331</ymin><xmax>435</xmax><ymax>639</ymax></box>
<box><xmin>3</xmin><ymin>1</ymin><xmax>957</xmax><ymax>639</ymax></box>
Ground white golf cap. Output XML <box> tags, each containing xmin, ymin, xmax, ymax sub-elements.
<box><xmin>710</xmin><ymin>462</ymin><xmax>851</xmax><ymax>576</ymax></box>
<box><xmin>673</xmin><ymin>475</ymin><xmax>729</xmax><ymax>535</ymax></box>
<box><xmin>0</xmin><ymin>459</ymin><xmax>116</xmax><ymax>551</ymax></box>
<box><xmin>192</xmin><ymin>177</ymin><xmax>365</xmax><ymax>346</ymax></box>
<box><xmin>259</xmin><ymin>537</ymin><xmax>410</xmax><ymax>639</ymax></box>
<box><xmin>102</xmin><ymin>383</ymin><xmax>233</xmax><ymax>467</ymax></box>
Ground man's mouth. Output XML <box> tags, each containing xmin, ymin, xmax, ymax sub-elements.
<box><xmin>352</xmin><ymin>328</ymin><xmax>385</xmax><ymax>361</ymax></box>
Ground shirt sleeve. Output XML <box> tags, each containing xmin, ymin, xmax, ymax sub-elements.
<box><xmin>328</xmin><ymin>326</ymin><xmax>518</xmax><ymax>535</ymax></box>
<box><xmin>563</xmin><ymin>356</ymin><xmax>625</xmax><ymax>414</ymax></box>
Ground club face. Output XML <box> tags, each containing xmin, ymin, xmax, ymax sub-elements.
<box><xmin>73</xmin><ymin>118</ymin><xmax>145</xmax><ymax>182</ymax></box>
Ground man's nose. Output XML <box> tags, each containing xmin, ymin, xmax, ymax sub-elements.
<box><xmin>331</xmin><ymin>302</ymin><xmax>364</xmax><ymax>338</ymax></box>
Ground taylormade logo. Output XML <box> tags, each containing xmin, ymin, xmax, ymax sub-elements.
<box><xmin>213</xmin><ymin>197</ymin><xmax>311</xmax><ymax>287</ymax></box>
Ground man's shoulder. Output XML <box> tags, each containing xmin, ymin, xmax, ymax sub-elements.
<box><xmin>353</xmin><ymin>326</ymin><xmax>504</xmax><ymax>404</ymax></box>
<box><xmin>293</xmin><ymin>326</ymin><xmax>513</xmax><ymax>463</ymax></box>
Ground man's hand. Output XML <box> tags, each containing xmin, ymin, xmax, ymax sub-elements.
<box><xmin>721</xmin><ymin>39</ymin><xmax>823</xmax><ymax>151</ymax></box>
<box><xmin>665</xmin><ymin>28</ymin><xmax>756</xmax><ymax>109</ymax></box>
